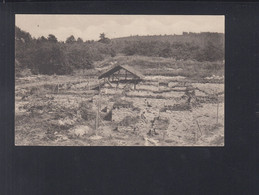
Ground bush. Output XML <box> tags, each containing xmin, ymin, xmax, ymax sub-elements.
<box><xmin>119</xmin><ymin>116</ymin><xmax>139</xmax><ymax>126</ymax></box>
<box><xmin>122</xmin><ymin>39</ymin><xmax>223</xmax><ymax>62</ymax></box>
<box><xmin>32</xmin><ymin>43</ymin><xmax>72</xmax><ymax>75</ymax></box>
<box><xmin>16</xmin><ymin>68</ymin><xmax>32</xmax><ymax>77</ymax></box>
<box><xmin>79</xmin><ymin>101</ymin><xmax>95</xmax><ymax>121</ymax></box>
<box><xmin>110</xmin><ymin>49</ymin><xmax>116</xmax><ymax>57</ymax></box>
<box><xmin>66</xmin><ymin>44</ymin><xmax>93</xmax><ymax>70</ymax></box>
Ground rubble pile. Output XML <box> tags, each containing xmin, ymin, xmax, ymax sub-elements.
<box><xmin>112</xmin><ymin>108</ymin><xmax>137</xmax><ymax>122</ymax></box>
<box><xmin>113</xmin><ymin>99</ymin><xmax>133</xmax><ymax>109</ymax></box>
<box><xmin>119</xmin><ymin>115</ymin><xmax>140</xmax><ymax>126</ymax></box>
<box><xmin>154</xmin><ymin>117</ymin><xmax>170</xmax><ymax>130</ymax></box>
<box><xmin>15</xmin><ymin>73</ymin><xmax>224</xmax><ymax>146</ymax></box>
<box><xmin>160</xmin><ymin>104</ymin><xmax>192</xmax><ymax>112</ymax></box>
<box><xmin>79</xmin><ymin>100</ymin><xmax>96</xmax><ymax>121</ymax></box>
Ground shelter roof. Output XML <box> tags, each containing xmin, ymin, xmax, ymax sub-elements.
<box><xmin>98</xmin><ymin>64</ymin><xmax>144</xmax><ymax>80</ymax></box>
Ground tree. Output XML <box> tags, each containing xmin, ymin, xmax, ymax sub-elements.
<box><xmin>159</xmin><ymin>44</ymin><xmax>172</xmax><ymax>58</ymax></box>
<box><xmin>100</xmin><ymin>33</ymin><xmax>105</xmax><ymax>40</ymax></box>
<box><xmin>32</xmin><ymin>43</ymin><xmax>71</xmax><ymax>75</ymax></box>
<box><xmin>77</xmin><ymin>37</ymin><xmax>84</xmax><ymax>43</ymax></box>
<box><xmin>65</xmin><ymin>44</ymin><xmax>93</xmax><ymax>70</ymax></box>
<box><xmin>15</xmin><ymin>26</ymin><xmax>36</xmax><ymax>71</ymax></box>
<box><xmin>123</xmin><ymin>44</ymin><xmax>136</xmax><ymax>56</ymax></box>
<box><xmin>47</xmin><ymin>34</ymin><xmax>58</xmax><ymax>43</ymax></box>
<box><xmin>110</xmin><ymin>48</ymin><xmax>116</xmax><ymax>57</ymax></box>
<box><xmin>196</xmin><ymin>41</ymin><xmax>224</xmax><ymax>62</ymax></box>
<box><xmin>15</xmin><ymin>26</ymin><xmax>32</xmax><ymax>43</ymax></box>
<box><xmin>98</xmin><ymin>33</ymin><xmax>111</xmax><ymax>44</ymax></box>
<box><xmin>66</xmin><ymin>35</ymin><xmax>76</xmax><ymax>44</ymax></box>
<box><xmin>38</xmin><ymin>36</ymin><xmax>48</xmax><ymax>43</ymax></box>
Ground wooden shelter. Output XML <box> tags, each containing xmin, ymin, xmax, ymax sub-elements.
<box><xmin>97</xmin><ymin>65</ymin><xmax>144</xmax><ymax>90</ymax></box>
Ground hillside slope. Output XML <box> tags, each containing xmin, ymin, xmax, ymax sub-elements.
<box><xmin>111</xmin><ymin>32</ymin><xmax>224</xmax><ymax>49</ymax></box>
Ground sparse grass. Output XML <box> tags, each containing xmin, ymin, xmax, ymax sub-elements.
<box><xmin>94</xmin><ymin>55</ymin><xmax>224</xmax><ymax>80</ymax></box>
<box><xmin>16</xmin><ymin>55</ymin><xmax>224</xmax><ymax>82</ymax></box>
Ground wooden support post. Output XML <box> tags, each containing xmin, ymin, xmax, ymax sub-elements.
<box><xmin>98</xmin><ymin>80</ymin><xmax>100</xmax><ymax>92</ymax></box>
<box><xmin>163</xmin><ymin>131</ymin><xmax>166</xmax><ymax>140</ymax></box>
<box><xmin>195</xmin><ymin>129</ymin><xmax>197</xmax><ymax>143</ymax></box>
<box><xmin>95</xmin><ymin>107</ymin><xmax>98</xmax><ymax>131</ymax></box>
<box><xmin>113</xmin><ymin>74</ymin><xmax>119</xmax><ymax>81</ymax></box>
<box><xmin>98</xmin><ymin>96</ymin><xmax>100</xmax><ymax>125</ymax></box>
<box><xmin>123</xmin><ymin>82</ymin><xmax>130</xmax><ymax>89</ymax></box>
<box><xmin>57</xmin><ymin>76</ymin><xmax>59</xmax><ymax>93</ymax></box>
<box><xmin>88</xmin><ymin>77</ymin><xmax>90</xmax><ymax>91</ymax></box>
<box><xmin>117</xmin><ymin>70</ymin><xmax>121</xmax><ymax>82</ymax></box>
<box><xmin>196</xmin><ymin>120</ymin><xmax>202</xmax><ymax>137</ymax></box>
<box><xmin>96</xmin><ymin>82</ymin><xmax>101</xmax><ymax>133</ymax></box>
<box><xmin>98</xmin><ymin>115</ymin><xmax>105</xmax><ymax>126</ymax></box>
<box><xmin>106</xmin><ymin>79</ymin><xmax>113</xmax><ymax>87</ymax></box>
<box><xmin>216</xmin><ymin>95</ymin><xmax>219</xmax><ymax>124</ymax></box>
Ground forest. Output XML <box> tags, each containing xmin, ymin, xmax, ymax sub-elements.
<box><xmin>15</xmin><ymin>26</ymin><xmax>224</xmax><ymax>76</ymax></box>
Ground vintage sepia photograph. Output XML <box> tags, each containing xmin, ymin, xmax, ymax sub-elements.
<box><xmin>15</xmin><ymin>15</ymin><xmax>225</xmax><ymax>146</ymax></box>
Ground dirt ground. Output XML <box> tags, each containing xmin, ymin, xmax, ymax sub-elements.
<box><xmin>15</xmin><ymin>74</ymin><xmax>224</xmax><ymax>146</ymax></box>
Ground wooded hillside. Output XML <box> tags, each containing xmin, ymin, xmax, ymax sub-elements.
<box><xmin>15</xmin><ymin>26</ymin><xmax>224</xmax><ymax>76</ymax></box>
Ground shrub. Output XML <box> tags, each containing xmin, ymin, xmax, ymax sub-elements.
<box><xmin>31</xmin><ymin>43</ymin><xmax>72</xmax><ymax>75</ymax></box>
<box><xmin>79</xmin><ymin>101</ymin><xmax>95</xmax><ymax>121</ymax></box>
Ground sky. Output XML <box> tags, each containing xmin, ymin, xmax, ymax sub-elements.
<box><xmin>16</xmin><ymin>15</ymin><xmax>224</xmax><ymax>41</ymax></box>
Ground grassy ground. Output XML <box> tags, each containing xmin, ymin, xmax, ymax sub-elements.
<box><xmin>95</xmin><ymin>55</ymin><xmax>224</xmax><ymax>80</ymax></box>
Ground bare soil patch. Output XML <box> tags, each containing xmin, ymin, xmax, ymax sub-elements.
<box><xmin>15</xmin><ymin>74</ymin><xmax>224</xmax><ymax>146</ymax></box>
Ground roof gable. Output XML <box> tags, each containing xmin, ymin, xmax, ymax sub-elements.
<box><xmin>98</xmin><ymin>65</ymin><xmax>144</xmax><ymax>80</ymax></box>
